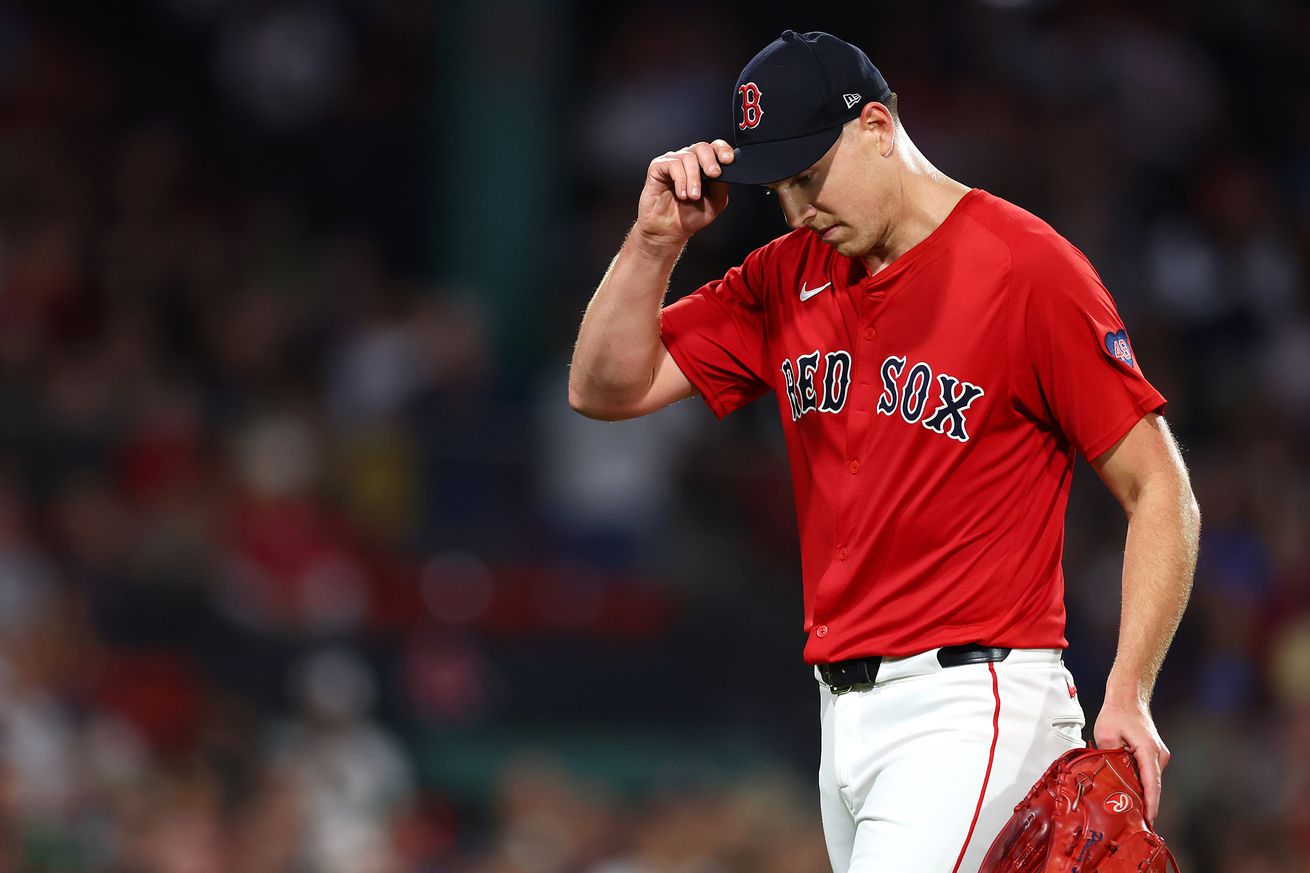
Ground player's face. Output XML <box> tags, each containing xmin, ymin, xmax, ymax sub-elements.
<box><xmin>766</xmin><ymin>119</ymin><xmax>896</xmax><ymax>259</ymax></box>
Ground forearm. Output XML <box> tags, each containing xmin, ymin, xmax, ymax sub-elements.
<box><xmin>569</xmin><ymin>228</ymin><xmax>684</xmax><ymax>414</ymax></box>
<box><xmin>1104</xmin><ymin>475</ymin><xmax>1201</xmax><ymax>706</ymax></box>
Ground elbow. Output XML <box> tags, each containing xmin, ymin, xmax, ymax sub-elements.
<box><xmin>1170</xmin><ymin>461</ymin><xmax>1201</xmax><ymax>531</ymax></box>
<box><xmin>567</xmin><ymin>382</ymin><xmax>584</xmax><ymax>413</ymax></box>
<box><xmin>1123</xmin><ymin>469</ymin><xmax>1201</xmax><ymax>529</ymax></box>
<box><xmin>567</xmin><ymin>384</ymin><xmax>599</xmax><ymax>418</ymax></box>
<box><xmin>1182</xmin><ymin>485</ymin><xmax>1201</xmax><ymax>533</ymax></box>
<box><xmin>567</xmin><ymin>384</ymin><xmax>627</xmax><ymax>421</ymax></box>
<box><xmin>1152</xmin><ymin>474</ymin><xmax>1202</xmax><ymax>540</ymax></box>
<box><xmin>1180</xmin><ymin>484</ymin><xmax>1201</xmax><ymax>577</ymax></box>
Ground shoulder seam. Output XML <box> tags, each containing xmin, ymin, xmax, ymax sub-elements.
<box><xmin>958</xmin><ymin>211</ymin><xmax>1031</xmax><ymax>427</ymax></box>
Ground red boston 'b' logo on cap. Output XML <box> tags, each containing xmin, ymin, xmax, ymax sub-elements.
<box><xmin>738</xmin><ymin>82</ymin><xmax>763</xmax><ymax>130</ymax></box>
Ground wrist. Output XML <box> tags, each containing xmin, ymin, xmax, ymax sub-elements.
<box><xmin>1103</xmin><ymin>673</ymin><xmax>1152</xmax><ymax>708</ymax></box>
<box><xmin>629</xmin><ymin>225</ymin><xmax>689</xmax><ymax>260</ymax></box>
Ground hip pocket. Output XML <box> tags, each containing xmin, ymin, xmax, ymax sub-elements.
<box><xmin>1050</xmin><ymin>716</ymin><xmax>1086</xmax><ymax>746</ymax></box>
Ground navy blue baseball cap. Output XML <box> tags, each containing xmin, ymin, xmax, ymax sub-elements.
<box><xmin>717</xmin><ymin>30</ymin><xmax>892</xmax><ymax>185</ymax></box>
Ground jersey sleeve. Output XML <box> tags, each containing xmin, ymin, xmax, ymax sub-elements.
<box><xmin>1011</xmin><ymin>240</ymin><xmax>1167</xmax><ymax>461</ymax></box>
<box><xmin>659</xmin><ymin>248</ymin><xmax>772</xmax><ymax>420</ymax></box>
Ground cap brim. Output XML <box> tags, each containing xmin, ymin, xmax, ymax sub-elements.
<box><xmin>714</xmin><ymin>126</ymin><xmax>842</xmax><ymax>185</ymax></box>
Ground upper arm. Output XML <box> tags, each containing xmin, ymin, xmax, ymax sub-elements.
<box><xmin>571</xmin><ymin>343</ymin><xmax>697</xmax><ymax>421</ymax></box>
<box><xmin>620</xmin><ymin>344</ymin><xmax>698</xmax><ymax>419</ymax></box>
<box><xmin>575</xmin><ymin>242</ymin><xmax>776</xmax><ymax>422</ymax></box>
<box><xmin>656</xmin><ymin>247</ymin><xmax>773</xmax><ymax>420</ymax></box>
<box><xmin>1012</xmin><ymin>238</ymin><xmax>1167</xmax><ymax>461</ymax></box>
<box><xmin>1089</xmin><ymin>413</ymin><xmax>1194</xmax><ymax>515</ymax></box>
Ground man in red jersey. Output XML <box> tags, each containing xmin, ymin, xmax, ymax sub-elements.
<box><xmin>569</xmin><ymin>30</ymin><xmax>1200</xmax><ymax>872</ymax></box>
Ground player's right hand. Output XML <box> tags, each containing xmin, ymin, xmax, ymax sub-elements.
<box><xmin>635</xmin><ymin>140</ymin><xmax>733</xmax><ymax>247</ymax></box>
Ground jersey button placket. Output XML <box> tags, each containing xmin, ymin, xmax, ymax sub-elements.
<box><xmin>837</xmin><ymin>282</ymin><xmax>877</xmax><ymax>578</ymax></box>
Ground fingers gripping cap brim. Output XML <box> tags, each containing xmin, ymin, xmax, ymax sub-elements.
<box><xmin>715</xmin><ymin>126</ymin><xmax>843</xmax><ymax>185</ymax></box>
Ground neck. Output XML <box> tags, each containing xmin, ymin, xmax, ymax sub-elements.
<box><xmin>860</xmin><ymin>140</ymin><xmax>971</xmax><ymax>275</ymax></box>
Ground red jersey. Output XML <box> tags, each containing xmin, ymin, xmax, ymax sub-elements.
<box><xmin>659</xmin><ymin>189</ymin><xmax>1166</xmax><ymax>662</ymax></box>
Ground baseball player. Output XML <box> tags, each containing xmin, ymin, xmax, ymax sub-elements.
<box><xmin>569</xmin><ymin>30</ymin><xmax>1199</xmax><ymax>872</ymax></box>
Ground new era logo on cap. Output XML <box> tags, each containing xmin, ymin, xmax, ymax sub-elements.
<box><xmin>717</xmin><ymin>30</ymin><xmax>892</xmax><ymax>185</ymax></box>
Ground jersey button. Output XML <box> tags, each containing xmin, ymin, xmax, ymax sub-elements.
<box><xmin>848</xmin><ymin>459</ymin><xmax>860</xmax><ymax>474</ymax></box>
<box><xmin>863</xmin><ymin>328</ymin><xmax>875</xmax><ymax>340</ymax></box>
<box><xmin>835</xmin><ymin>546</ymin><xmax>849</xmax><ymax>561</ymax></box>
<box><xmin>815</xmin><ymin>625</ymin><xmax>829</xmax><ymax>638</ymax></box>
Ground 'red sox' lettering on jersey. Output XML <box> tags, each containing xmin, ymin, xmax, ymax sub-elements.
<box><xmin>781</xmin><ymin>350</ymin><xmax>852</xmax><ymax>421</ymax></box>
<box><xmin>659</xmin><ymin>190</ymin><xmax>1166</xmax><ymax>663</ymax></box>
<box><xmin>875</xmin><ymin>355</ymin><xmax>986</xmax><ymax>442</ymax></box>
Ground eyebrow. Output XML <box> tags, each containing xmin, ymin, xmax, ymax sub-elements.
<box><xmin>764</xmin><ymin>160</ymin><xmax>824</xmax><ymax>193</ymax></box>
<box><xmin>764</xmin><ymin>168</ymin><xmax>814</xmax><ymax>192</ymax></box>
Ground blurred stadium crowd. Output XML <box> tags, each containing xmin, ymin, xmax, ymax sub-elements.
<box><xmin>0</xmin><ymin>0</ymin><xmax>1307</xmax><ymax>871</ymax></box>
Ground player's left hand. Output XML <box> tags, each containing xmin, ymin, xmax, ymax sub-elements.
<box><xmin>1092</xmin><ymin>699</ymin><xmax>1170</xmax><ymax>826</ymax></box>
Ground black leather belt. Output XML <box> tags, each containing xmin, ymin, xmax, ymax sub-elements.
<box><xmin>818</xmin><ymin>643</ymin><xmax>1012</xmax><ymax>693</ymax></box>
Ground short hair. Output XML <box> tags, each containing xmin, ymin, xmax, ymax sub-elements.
<box><xmin>883</xmin><ymin>91</ymin><xmax>899</xmax><ymax>120</ymax></box>
<box><xmin>845</xmin><ymin>92</ymin><xmax>898</xmax><ymax>133</ymax></box>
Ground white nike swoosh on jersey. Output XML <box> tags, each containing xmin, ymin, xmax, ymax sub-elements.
<box><xmin>799</xmin><ymin>281</ymin><xmax>832</xmax><ymax>301</ymax></box>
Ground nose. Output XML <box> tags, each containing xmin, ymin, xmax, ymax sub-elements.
<box><xmin>778</xmin><ymin>190</ymin><xmax>816</xmax><ymax>230</ymax></box>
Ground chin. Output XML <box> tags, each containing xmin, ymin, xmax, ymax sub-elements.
<box><xmin>831</xmin><ymin>238</ymin><xmax>863</xmax><ymax>258</ymax></box>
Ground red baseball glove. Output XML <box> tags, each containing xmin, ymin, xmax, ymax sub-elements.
<box><xmin>978</xmin><ymin>747</ymin><xmax>1180</xmax><ymax>872</ymax></box>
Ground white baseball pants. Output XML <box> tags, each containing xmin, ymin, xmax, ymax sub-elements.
<box><xmin>817</xmin><ymin>647</ymin><xmax>1087</xmax><ymax>873</ymax></box>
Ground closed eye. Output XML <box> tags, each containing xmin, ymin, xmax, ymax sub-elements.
<box><xmin>762</xmin><ymin>173</ymin><xmax>812</xmax><ymax>196</ymax></box>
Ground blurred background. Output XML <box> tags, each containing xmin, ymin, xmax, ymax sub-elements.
<box><xmin>0</xmin><ymin>0</ymin><xmax>1306</xmax><ymax>870</ymax></box>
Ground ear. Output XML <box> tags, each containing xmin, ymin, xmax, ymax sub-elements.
<box><xmin>857</xmin><ymin>101</ymin><xmax>896</xmax><ymax>154</ymax></box>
